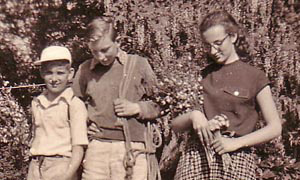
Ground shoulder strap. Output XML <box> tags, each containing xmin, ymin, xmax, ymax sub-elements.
<box><xmin>67</xmin><ymin>95</ymin><xmax>76</xmax><ymax>123</ymax></box>
<box><xmin>119</xmin><ymin>55</ymin><xmax>137</xmax><ymax>98</ymax></box>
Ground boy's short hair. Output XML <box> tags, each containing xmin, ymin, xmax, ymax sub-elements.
<box><xmin>86</xmin><ymin>16</ymin><xmax>117</xmax><ymax>42</ymax></box>
<box><xmin>35</xmin><ymin>46</ymin><xmax>72</xmax><ymax>65</ymax></box>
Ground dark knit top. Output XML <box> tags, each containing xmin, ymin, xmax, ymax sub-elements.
<box><xmin>72</xmin><ymin>53</ymin><xmax>159</xmax><ymax>142</ymax></box>
<box><xmin>201</xmin><ymin>60</ymin><xmax>270</xmax><ymax>136</ymax></box>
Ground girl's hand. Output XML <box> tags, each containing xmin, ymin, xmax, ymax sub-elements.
<box><xmin>208</xmin><ymin>114</ymin><xmax>229</xmax><ymax>131</ymax></box>
<box><xmin>211</xmin><ymin>136</ymin><xmax>241</xmax><ymax>154</ymax></box>
<box><xmin>190</xmin><ymin>111</ymin><xmax>214</xmax><ymax>145</ymax></box>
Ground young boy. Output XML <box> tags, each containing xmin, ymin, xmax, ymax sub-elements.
<box><xmin>72</xmin><ymin>16</ymin><xmax>160</xmax><ymax>180</ymax></box>
<box><xmin>27</xmin><ymin>46</ymin><xmax>89</xmax><ymax>180</ymax></box>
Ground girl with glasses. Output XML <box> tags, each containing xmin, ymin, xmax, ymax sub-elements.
<box><xmin>171</xmin><ymin>10</ymin><xmax>282</xmax><ymax>180</ymax></box>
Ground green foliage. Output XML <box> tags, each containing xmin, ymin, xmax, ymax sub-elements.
<box><xmin>0</xmin><ymin>0</ymin><xmax>299</xmax><ymax>179</ymax></box>
<box><xmin>0</xmin><ymin>89</ymin><xmax>30</xmax><ymax>180</ymax></box>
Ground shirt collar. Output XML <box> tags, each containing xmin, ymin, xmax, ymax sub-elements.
<box><xmin>36</xmin><ymin>87</ymin><xmax>74</xmax><ymax>108</ymax></box>
<box><xmin>89</xmin><ymin>48</ymin><xmax>128</xmax><ymax>70</ymax></box>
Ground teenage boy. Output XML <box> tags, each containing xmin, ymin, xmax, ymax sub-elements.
<box><xmin>27</xmin><ymin>46</ymin><xmax>88</xmax><ymax>180</ymax></box>
<box><xmin>72</xmin><ymin>16</ymin><xmax>160</xmax><ymax>180</ymax></box>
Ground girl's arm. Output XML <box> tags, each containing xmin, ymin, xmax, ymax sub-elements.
<box><xmin>236</xmin><ymin>85</ymin><xmax>282</xmax><ymax>146</ymax></box>
<box><xmin>171</xmin><ymin>111</ymin><xmax>194</xmax><ymax>133</ymax></box>
<box><xmin>172</xmin><ymin>110</ymin><xmax>214</xmax><ymax>144</ymax></box>
<box><xmin>212</xmin><ymin>85</ymin><xmax>282</xmax><ymax>154</ymax></box>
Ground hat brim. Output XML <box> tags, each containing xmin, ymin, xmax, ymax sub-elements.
<box><xmin>34</xmin><ymin>59</ymin><xmax>72</xmax><ymax>66</ymax></box>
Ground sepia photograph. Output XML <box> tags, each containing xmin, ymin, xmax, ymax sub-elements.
<box><xmin>0</xmin><ymin>0</ymin><xmax>299</xmax><ymax>179</ymax></box>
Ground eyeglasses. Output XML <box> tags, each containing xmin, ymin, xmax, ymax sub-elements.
<box><xmin>87</xmin><ymin>34</ymin><xmax>103</xmax><ymax>43</ymax></box>
<box><xmin>203</xmin><ymin>34</ymin><xmax>229</xmax><ymax>51</ymax></box>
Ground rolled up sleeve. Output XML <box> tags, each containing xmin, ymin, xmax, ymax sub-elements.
<box><xmin>137</xmin><ymin>59</ymin><xmax>160</xmax><ymax>120</ymax></box>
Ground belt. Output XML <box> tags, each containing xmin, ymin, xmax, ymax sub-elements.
<box><xmin>30</xmin><ymin>155</ymin><xmax>65</xmax><ymax>161</ymax></box>
<box><xmin>30</xmin><ymin>155</ymin><xmax>66</xmax><ymax>179</ymax></box>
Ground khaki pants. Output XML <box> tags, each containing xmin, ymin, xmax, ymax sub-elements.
<box><xmin>82</xmin><ymin>140</ymin><xmax>147</xmax><ymax>180</ymax></box>
<box><xmin>27</xmin><ymin>156</ymin><xmax>76</xmax><ymax>180</ymax></box>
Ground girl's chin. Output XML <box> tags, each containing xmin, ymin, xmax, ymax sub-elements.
<box><xmin>214</xmin><ymin>58</ymin><xmax>226</xmax><ymax>64</ymax></box>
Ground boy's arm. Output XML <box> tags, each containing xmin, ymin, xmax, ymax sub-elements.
<box><xmin>29</xmin><ymin>117</ymin><xmax>36</xmax><ymax>146</ymax></box>
<box><xmin>136</xmin><ymin>58</ymin><xmax>160</xmax><ymax>120</ymax></box>
<box><xmin>114</xmin><ymin>99</ymin><xmax>160</xmax><ymax>120</ymax></box>
<box><xmin>136</xmin><ymin>101</ymin><xmax>160</xmax><ymax>120</ymax></box>
<box><xmin>114</xmin><ymin>58</ymin><xmax>160</xmax><ymax>120</ymax></box>
<box><xmin>65</xmin><ymin>97</ymin><xmax>89</xmax><ymax>179</ymax></box>
<box><xmin>29</xmin><ymin>100</ymin><xmax>37</xmax><ymax>146</ymax></box>
<box><xmin>63</xmin><ymin>145</ymin><xmax>84</xmax><ymax>179</ymax></box>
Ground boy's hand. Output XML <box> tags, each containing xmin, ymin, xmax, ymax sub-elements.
<box><xmin>87</xmin><ymin>121</ymin><xmax>101</xmax><ymax>136</ymax></box>
<box><xmin>114</xmin><ymin>98</ymin><xmax>141</xmax><ymax>117</ymax></box>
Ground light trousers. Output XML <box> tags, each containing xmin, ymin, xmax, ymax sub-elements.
<box><xmin>27</xmin><ymin>156</ymin><xmax>76</xmax><ymax>180</ymax></box>
<box><xmin>82</xmin><ymin>139</ymin><xmax>147</xmax><ymax>180</ymax></box>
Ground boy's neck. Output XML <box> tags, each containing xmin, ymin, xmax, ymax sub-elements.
<box><xmin>46</xmin><ymin>88</ymin><xmax>67</xmax><ymax>102</ymax></box>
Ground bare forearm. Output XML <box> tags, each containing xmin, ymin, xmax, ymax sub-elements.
<box><xmin>65</xmin><ymin>145</ymin><xmax>84</xmax><ymax>177</ymax></box>
<box><xmin>235</xmin><ymin>122</ymin><xmax>282</xmax><ymax>149</ymax></box>
<box><xmin>172</xmin><ymin>110</ymin><xmax>205</xmax><ymax>133</ymax></box>
<box><xmin>171</xmin><ymin>112</ymin><xmax>193</xmax><ymax>133</ymax></box>
<box><xmin>235</xmin><ymin>86</ymin><xmax>282</xmax><ymax>148</ymax></box>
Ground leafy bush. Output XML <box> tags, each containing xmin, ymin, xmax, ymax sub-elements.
<box><xmin>0</xmin><ymin>89</ymin><xmax>30</xmax><ymax>180</ymax></box>
<box><xmin>0</xmin><ymin>0</ymin><xmax>299</xmax><ymax>179</ymax></box>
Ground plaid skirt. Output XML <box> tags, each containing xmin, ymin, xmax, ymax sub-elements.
<box><xmin>174</xmin><ymin>137</ymin><xmax>256</xmax><ymax>180</ymax></box>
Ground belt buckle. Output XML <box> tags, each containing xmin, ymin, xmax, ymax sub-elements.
<box><xmin>31</xmin><ymin>155</ymin><xmax>41</xmax><ymax>161</ymax></box>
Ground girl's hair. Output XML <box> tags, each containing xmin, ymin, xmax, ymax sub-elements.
<box><xmin>86</xmin><ymin>16</ymin><xmax>117</xmax><ymax>42</ymax></box>
<box><xmin>200</xmin><ymin>10</ymin><xmax>239</xmax><ymax>36</ymax></box>
<box><xmin>200</xmin><ymin>10</ymin><xmax>251</xmax><ymax>60</ymax></box>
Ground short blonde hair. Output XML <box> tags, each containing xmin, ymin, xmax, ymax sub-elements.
<box><xmin>86</xmin><ymin>16</ymin><xmax>117</xmax><ymax>42</ymax></box>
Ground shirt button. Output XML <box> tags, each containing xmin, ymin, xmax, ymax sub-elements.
<box><xmin>234</xmin><ymin>91</ymin><xmax>239</xmax><ymax>96</ymax></box>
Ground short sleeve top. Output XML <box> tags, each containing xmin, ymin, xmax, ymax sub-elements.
<box><xmin>201</xmin><ymin>60</ymin><xmax>270</xmax><ymax>136</ymax></box>
<box><xmin>30</xmin><ymin>87</ymin><xmax>88</xmax><ymax>157</ymax></box>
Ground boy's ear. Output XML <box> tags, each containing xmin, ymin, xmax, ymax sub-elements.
<box><xmin>68</xmin><ymin>68</ymin><xmax>75</xmax><ymax>81</ymax></box>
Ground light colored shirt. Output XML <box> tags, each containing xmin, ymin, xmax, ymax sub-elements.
<box><xmin>30</xmin><ymin>87</ymin><xmax>88</xmax><ymax>157</ymax></box>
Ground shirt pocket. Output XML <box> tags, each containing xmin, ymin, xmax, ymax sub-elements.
<box><xmin>222</xmin><ymin>86</ymin><xmax>250</xmax><ymax>99</ymax></box>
